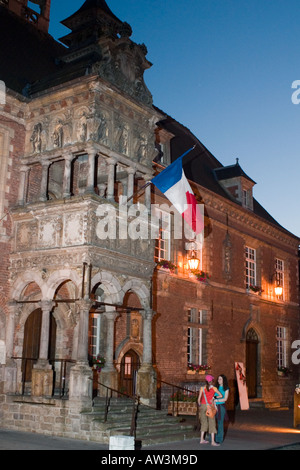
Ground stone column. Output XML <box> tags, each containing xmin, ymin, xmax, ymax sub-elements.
<box><xmin>37</xmin><ymin>301</ymin><xmax>55</xmax><ymax>366</ymax></box>
<box><xmin>99</xmin><ymin>310</ymin><xmax>119</xmax><ymax>396</ymax></box>
<box><xmin>107</xmin><ymin>157</ymin><xmax>116</xmax><ymax>202</ymax></box>
<box><xmin>39</xmin><ymin>160</ymin><xmax>50</xmax><ymax>202</ymax></box>
<box><xmin>31</xmin><ymin>300</ymin><xmax>55</xmax><ymax>397</ymax></box>
<box><xmin>3</xmin><ymin>301</ymin><xmax>18</xmax><ymax>393</ymax></box>
<box><xmin>62</xmin><ymin>154</ymin><xmax>73</xmax><ymax>198</ymax></box>
<box><xmin>17</xmin><ymin>165</ymin><xmax>30</xmax><ymax>206</ymax></box>
<box><xmin>144</xmin><ymin>174</ymin><xmax>152</xmax><ymax>211</ymax></box>
<box><xmin>86</xmin><ymin>151</ymin><xmax>96</xmax><ymax>194</ymax></box>
<box><xmin>136</xmin><ymin>309</ymin><xmax>157</xmax><ymax>406</ymax></box>
<box><xmin>127</xmin><ymin>167</ymin><xmax>135</xmax><ymax>206</ymax></box>
<box><xmin>69</xmin><ymin>299</ymin><xmax>93</xmax><ymax>401</ymax></box>
<box><xmin>76</xmin><ymin>299</ymin><xmax>92</xmax><ymax>364</ymax></box>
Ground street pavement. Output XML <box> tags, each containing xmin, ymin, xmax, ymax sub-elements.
<box><xmin>0</xmin><ymin>408</ymin><xmax>299</xmax><ymax>451</ymax></box>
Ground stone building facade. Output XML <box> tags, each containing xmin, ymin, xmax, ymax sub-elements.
<box><xmin>0</xmin><ymin>0</ymin><xmax>299</xmax><ymax>441</ymax></box>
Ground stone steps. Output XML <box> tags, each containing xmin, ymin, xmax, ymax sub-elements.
<box><xmin>88</xmin><ymin>397</ymin><xmax>198</xmax><ymax>445</ymax></box>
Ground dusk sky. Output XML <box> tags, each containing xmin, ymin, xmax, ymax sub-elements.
<box><xmin>47</xmin><ymin>0</ymin><xmax>300</xmax><ymax>238</ymax></box>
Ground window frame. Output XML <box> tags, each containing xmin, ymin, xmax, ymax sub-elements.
<box><xmin>245</xmin><ymin>246</ymin><xmax>256</xmax><ymax>289</ymax></box>
<box><xmin>187</xmin><ymin>308</ymin><xmax>208</xmax><ymax>367</ymax></box>
<box><xmin>154</xmin><ymin>208</ymin><xmax>171</xmax><ymax>262</ymax></box>
<box><xmin>275</xmin><ymin>258</ymin><xmax>284</xmax><ymax>300</ymax></box>
<box><xmin>89</xmin><ymin>313</ymin><xmax>101</xmax><ymax>358</ymax></box>
<box><xmin>276</xmin><ymin>326</ymin><xmax>288</xmax><ymax>369</ymax></box>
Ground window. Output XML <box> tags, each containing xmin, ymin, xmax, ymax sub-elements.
<box><xmin>187</xmin><ymin>309</ymin><xmax>208</xmax><ymax>366</ymax></box>
<box><xmin>275</xmin><ymin>258</ymin><xmax>284</xmax><ymax>300</ymax></box>
<box><xmin>243</xmin><ymin>190</ymin><xmax>249</xmax><ymax>208</ymax></box>
<box><xmin>89</xmin><ymin>314</ymin><xmax>101</xmax><ymax>358</ymax></box>
<box><xmin>245</xmin><ymin>246</ymin><xmax>256</xmax><ymax>288</ymax></box>
<box><xmin>154</xmin><ymin>208</ymin><xmax>171</xmax><ymax>262</ymax></box>
<box><xmin>276</xmin><ymin>326</ymin><xmax>288</xmax><ymax>369</ymax></box>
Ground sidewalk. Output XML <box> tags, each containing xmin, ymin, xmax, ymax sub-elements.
<box><xmin>146</xmin><ymin>408</ymin><xmax>300</xmax><ymax>451</ymax></box>
<box><xmin>0</xmin><ymin>408</ymin><xmax>299</xmax><ymax>451</ymax></box>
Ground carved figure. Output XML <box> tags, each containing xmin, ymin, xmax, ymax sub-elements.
<box><xmin>53</xmin><ymin>120</ymin><xmax>64</xmax><ymax>148</ymax></box>
<box><xmin>30</xmin><ymin>123</ymin><xmax>42</xmax><ymax>153</ymax></box>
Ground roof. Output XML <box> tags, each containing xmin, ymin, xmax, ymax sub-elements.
<box><xmin>0</xmin><ymin>6</ymin><xmax>66</xmax><ymax>95</ymax></box>
<box><xmin>155</xmin><ymin>111</ymin><xmax>296</xmax><ymax>237</ymax></box>
<box><xmin>61</xmin><ymin>0</ymin><xmax>122</xmax><ymax>28</ymax></box>
<box><xmin>214</xmin><ymin>160</ymin><xmax>256</xmax><ymax>185</ymax></box>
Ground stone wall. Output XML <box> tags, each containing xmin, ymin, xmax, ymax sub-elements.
<box><xmin>0</xmin><ymin>395</ymin><xmax>110</xmax><ymax>443</ymax></box>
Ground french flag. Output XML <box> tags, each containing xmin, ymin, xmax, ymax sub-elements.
<box><xmin>152</xmin><ymin>148</ymin><xmax>204</xmax><ymax>235</ymax></box>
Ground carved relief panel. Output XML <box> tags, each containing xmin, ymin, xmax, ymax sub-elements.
<box><xmin>26</xmin><ymin>83</ymin><xmax>157</xmax><ymax>168</ymax></box>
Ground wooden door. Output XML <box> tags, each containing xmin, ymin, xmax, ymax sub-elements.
<box><xmin>22</xmin><ymin>309</ymin><xmax>42</xmax><ymax>382</ymax></box>
<box><xmin>120</xmin><ymin>350</ymin><xmax>140</xmax><ymax>396</ymax></box>
<box><xmin>246</xmin><ymin>328</ymin><xmax>259</xmax><ymax>398</ymax></box>
<box><xmin>22</xmin><ymin>309</ymin><xmax>57</xmax><ymax>382</ymax></box>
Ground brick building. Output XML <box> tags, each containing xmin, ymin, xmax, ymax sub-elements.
<box><xmin>0</xmin><ymin>0</ymin><xmax>299</xmax><ymax>441</ymax></box>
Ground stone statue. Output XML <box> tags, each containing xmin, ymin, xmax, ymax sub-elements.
<box><xmin>53</xmin><ymin>120</ymin><xmax>64</xmax><ymax>148</ymax></box>
<box><xmin>30</xmin><ymin>123</ymin><xmax>42</xmax><ymax>153</ymax></box>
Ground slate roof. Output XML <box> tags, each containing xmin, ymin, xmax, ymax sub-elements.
<box><xmin>0</xmin><ymin>6</ymin><xmax>66</xmax><ymax>95</ymax></box>
<box><xmin>214</xmin><ymin>161</ymin><xmax>256</xmax><ymax>185</ymax></box>
<box><xmin>61</xmin><ymin>0</ymin><xmax>122</xmax><ymax>28</ymax></box>
<box><xmin>155</xmin><ymin>112</ymin><xmax>293</xmax><ymax>235</ymax></box>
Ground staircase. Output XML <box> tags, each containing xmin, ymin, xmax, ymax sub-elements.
<box><xmin>249</xmin><ymin>398</ymin><xmax>289</xmax><ymax>410</ymax></box>
<box><xmin>88</xmin><ymin>397</ymin><xmax>198</xmax><ymax>446</ymax></box>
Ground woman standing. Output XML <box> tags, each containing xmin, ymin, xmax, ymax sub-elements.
<box><xmin>198</xmin><ymin>374</ymin><xmax>222</xmax><ymax>446</ymax></box>
<box><xmin>214</xmin><ymin>375</ymin><xmax>230</xmax><ymax>444</ymax></box>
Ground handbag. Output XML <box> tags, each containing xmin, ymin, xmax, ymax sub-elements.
<box><xmin>203</xmin><ymin>388</ymin><xmax>217</xmax><ymax>418</ymax></box>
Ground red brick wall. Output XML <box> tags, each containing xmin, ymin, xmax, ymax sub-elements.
<box><xmin>152</xmin><ymin>210</ymin><xmax>300</xmax><ymax>408</ymax></box>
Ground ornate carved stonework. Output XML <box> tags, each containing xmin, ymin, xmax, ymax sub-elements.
<box><xmin>25</xmin><ymin>80</ymin><xmax>158</xmax><ymax>169</ymax></box>
<box><xmin>91</xmin><ymin>41</ymin><xmax>153</xmax><ymax>107</ymax></box>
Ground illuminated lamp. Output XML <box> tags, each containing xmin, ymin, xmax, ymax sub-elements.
<box><xmin>271</xmin><ymin>271</ymin><xmax>283</xmax><ymax>297</ymax></box>
<box><xmin>187</xmin><ymin>252</ymin><xmax>200</xmax><ymax>271</ymax></box>
<box><xmin>274</xmin><ymin>283</ymin><xmax>283</xmax><ymax>297</ymax></box>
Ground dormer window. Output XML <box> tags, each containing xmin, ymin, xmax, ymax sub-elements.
<box><xmin>154</xmin><ymin>126</ymin><xmax>174</xmax><ymax>166</ymax></box>
<box><xmin>214</xmin><ymin>158</ymin><xmax>256</xmax><ymax>210</ymax></box>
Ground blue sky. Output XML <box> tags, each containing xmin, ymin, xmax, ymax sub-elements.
<box><xmin>48</xmin><ymin>0</ymin><xmax>300</xmax><ymax>238</ymax></box>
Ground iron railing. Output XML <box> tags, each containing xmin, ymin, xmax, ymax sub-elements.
<box><xmin>95</xmin><ymin>380</ymin><xmax>141</xmax><ymax>438</ymax></box>
<box><xmin>158</xmin><ymin>379</ymin><xmax>200</xmax><ymax>430</ymax></box>
<box><xmin>12</xmin><ymin>357</ymin><xmax>75</xmax><ymax>398</ymax></box>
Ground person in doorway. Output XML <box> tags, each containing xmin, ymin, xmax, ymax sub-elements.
<box><xmin>214</xmin><ymin>374</ymin><xmax>230</xmax><ymax>444</ymax></box>
<box><xmin>198</xmin><ymin>374</ymin><xmax>222</xmax><ymax>446</ymax></box>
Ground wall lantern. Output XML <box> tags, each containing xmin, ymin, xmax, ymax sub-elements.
<box><xmin>271</xmin><ymin>272</ymin><xmax>283</xmax><ymax>297</ymax></box>
<box><xmin>274</xmin><ymin>282</ymin><xmax>283</xmax><ymax>297</ymax></box>
<box><xmin>187</xmin><ymin>252</ymin><xmax>200</xmax><ymax>271</ymax></box>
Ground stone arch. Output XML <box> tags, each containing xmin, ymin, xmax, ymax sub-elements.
<box><xmin>11</xmin><ymin>272</ymin><xmax>45</xmax><ymax>300</ymax></box>
<box><xmin>91</xmin><ymin>271</ymin><xmax>123</xmax><ymax>307</ymax></box>
<box><xmin>115</xmin><ymin>289</ymin><xmax>144</xmax><ymax>373</ymax></box>
<box><xmin>121</xmin><ymin>278</ymin><xmax>150</xmax><ymax>310</ymax></box>
<box><xmin>241</xmin><ymin>318</ymin><xmax>264</xmax><ymax>346</ymax></box>
<box><xmin>14</xmin><ymin>302</ymin><xmax>41</xmax><ymax>359</ymax></box>
<box><xmin>115</xmin><ymin>340</ymin><xmax>143</xmax><ymax>373</ymax></box>
<box><xmin>45</xmin><ymin>269</ymin><xmax>81</xmax><ymax>300</ymax></box>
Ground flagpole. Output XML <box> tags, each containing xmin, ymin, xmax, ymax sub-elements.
<box><xmin>125</xmin><ymin>145</ymin><xmax>197</xmax><ymax>204</ymax></box>
<box><xmin>125</xmin><ymin>181</ymin><xmax>152</xmax><ymax>204</ymax></box>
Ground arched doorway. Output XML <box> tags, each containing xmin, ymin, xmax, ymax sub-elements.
<box><xmin>22</xmin><ymin>309</ymin><xmax>57</xmax><ymax>383</ymax></box>
<box><xmin>246</xmin><ymin>328</ymin><xmax>259</xmax><ymax>398</ymax></box>
<box><xmin>120</xmin><ymin>349</ymin><xmax>140</xmax><ymax>396</ymax></box>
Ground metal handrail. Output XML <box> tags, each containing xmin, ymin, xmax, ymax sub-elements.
<box><xmin>158</xmin><ymin>378</ymin><xmax>200</xmax><ymax>430</ymax></box>
<box><xmin>94</xmin><ymin>379</ymin><xmax>141</xmax><ymax>437</ymax></box>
